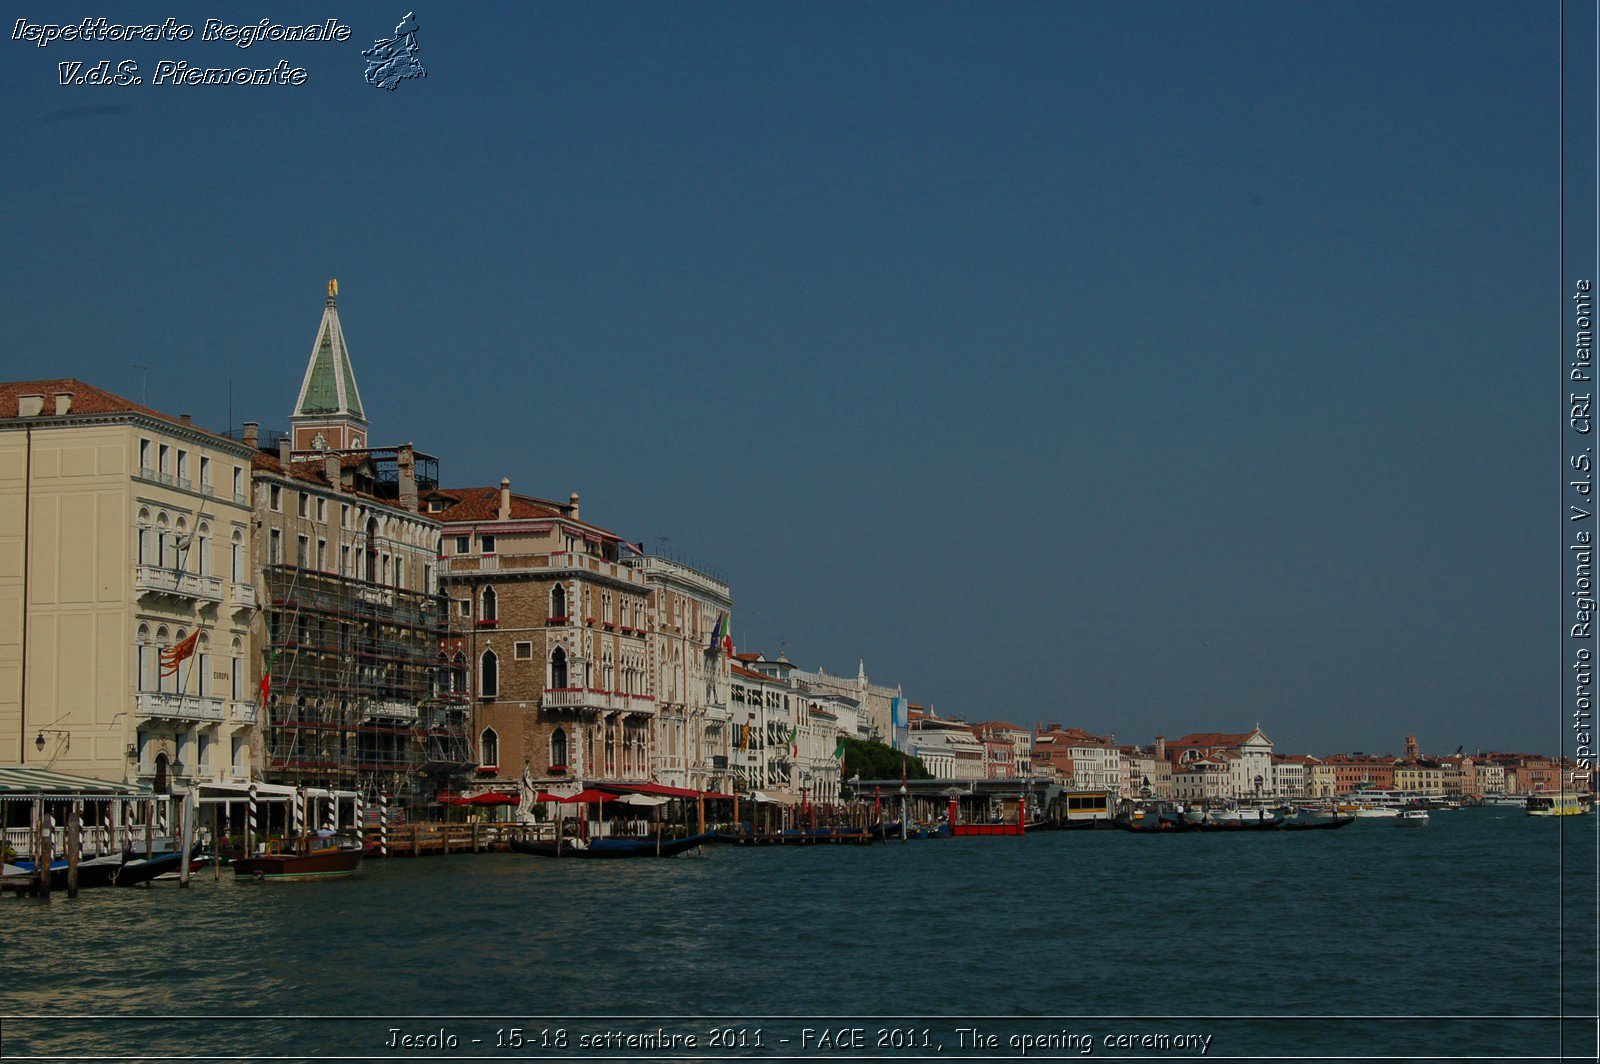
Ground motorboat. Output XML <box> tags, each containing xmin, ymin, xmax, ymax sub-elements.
<box><xmin>1394</xmin><ymin>809</ymin><xmax>1429</xmax><ymax>827</ymax></box>
<box><xmin>233</xmin><ymin>831</ymin><xmax>363</xmax><ymax>881</ymax></box>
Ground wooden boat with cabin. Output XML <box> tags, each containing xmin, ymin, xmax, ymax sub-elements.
<box><xmin>233</xmin><ymin>831</ymin><xmax>363</xmax><ymax>881</ymax></box>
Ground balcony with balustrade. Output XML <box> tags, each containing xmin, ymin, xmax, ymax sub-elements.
<box><xmin>541</xmin><ymin>688</ymin><xmax>611</xmax><ymax>713</ymax></box>
<box><xmin>136</xmin><ymin>691</ymin><xmax>225</xmax><ymax>723</ymax></box>
<box><xmin>363</xmin><ymin>699</ymin><xmax>419</xmax><ymax>722</ymax></box>
<box><xmin>228</xmin><ymin>583</ymin><xmax>258</xmax><ymax>610</ymax></box>
<box><xmin>443</xmin><ymin>550</ymin><xmax>647</xmax><ymax>590</ymax></box>
<box><xmin>229</xmin><ymin>701</ymin><xmax>258</xmax><ymax>725</ymax></box>
<box><xmin>135</xmin><ymin>566</ymin><xmax>224</xmax><ymax>603</ymax></box>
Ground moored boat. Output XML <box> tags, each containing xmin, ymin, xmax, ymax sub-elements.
<box><xmin>1394</xmin><ymin>809</ymin><xmax>1429</xmax><ymax>827</ymax></box>
<box><xmin>234</xmin><ymin>831</ymin><xmax>363</xmax><ymax>881</ymax></box>
<box><xmin>112</xmin><ymin>850</ymin><xmax>198</xmax><ymax>886</ymax></box>
<box><xmin>1195</xmin><ymin>807</ymin><xmax>1285</xmax><ymax>831</ymax></box>
<box><xmin>508</xmin><ymin>832</ymin><xmax>715</xmax><ymax>858</ymax></box>
<box><xmin>1279</xmin><ymin>809</ymin><xmax>1356</xmax><ymax>831</ymax></box>
<box><xmin>1114</xmin><ymin>805</ymin><xmax>1198</xmax><ymax>833</ymax></box>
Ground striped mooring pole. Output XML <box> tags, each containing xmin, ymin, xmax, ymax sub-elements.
<box><xmin>246</xmin><ymin>783</ymin><xmax>258</xmax><ymax>853</ymax></box>
<box><xmin>352</xmin><ymin>792</ymin><xmax>364</xmax><ymax>841</ymax></box>
<box><xmin>378</xmin><ymin>793</ymin><xmax>389</xmax><ymax>856</ymax></box>
<box><xmin>324</xmin><ymin>792</ymin><xmax>336</xmax><ymax>832</ymax></box>
<box><xmin>292</xmin><ymin>788</ymin><xmax>304</xmax><ymax>836</ymax></box>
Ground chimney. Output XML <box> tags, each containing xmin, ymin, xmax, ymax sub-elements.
<box><xmin>53</xmin><ymin>392</ymin><xmax>73</xmax><ymax>416</ymax></box>
<box><xmin>498</xmin><ymin>478</ymin><xmax>511</xmax><ymax>521</ymax></box>
<box><xmin>1155</xmin><ymin>735</ymin><xmax>1167</xmax><ymax>761</ymax></box>
<box><xmin>324</xmin><ymin>452</ymin><xmax>340</xmax><ymax>489</ymax></box>
<box><xmin>242</xmin><ymin>422</ymin><xmax>259</xmax><ymax>448</ymax></box>
<box><xmin>18</xmin><ymin>394</ymin><xmax>44</xmax><ymax>417</ymax></box>
<box><xmin>568</xmin><ymin>492</ymin><xmax>580</xmax><ymax>520</ymax></box>
<box><xmin>277</xmin><ymin>436</ymin><xmax>291</xmax><ymax>468</ymax></box>
<box><xmin>398</xmin><ymin>444</ymin><xmax>418</xmax><ymax>512</ymax></box>
<box><xmin>179</xmin><ymin>413</ymin><xmax>192</xmax><ymax>425</ymax></box>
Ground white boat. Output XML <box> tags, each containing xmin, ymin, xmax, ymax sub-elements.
<box><xmin>1481</xmin><ymin>793</ymin><xmax>1524</xmax><ymax>807</ymax></box>
<box><xmin>1394</xmin><ymin>809</ymin><xmax>1429</xmax><ymax>826</ymax></box>
<box><xmin>1345</xmin><ymin>805</ymin><xmax>1401</xmax><ymax>819</ymax></box>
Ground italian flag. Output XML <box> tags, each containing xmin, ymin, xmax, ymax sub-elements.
<box><xmin>258</xmin><ymin>645</ymin><xmax>275</xmax><ymax>703</ymax></box>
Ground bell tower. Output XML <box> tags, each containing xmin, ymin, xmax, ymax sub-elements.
<box><xmin>289</xmin><ymin>279</ymin><xmax>369</xmax><ymax>452</ymax></box>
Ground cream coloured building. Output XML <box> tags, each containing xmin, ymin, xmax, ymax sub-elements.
<box><xmin>0</xmin><ymin>381</ymin><xmax>258</xmax><ymax>787</ymax></box>
<box><xmin>789</xmin><ymin>660</ymin><xmax>901</xmax><ymax>743</ymax></box>
<box><xmin>632</xmin><ymin>552</ymin><xmax>733</xmax><ymax>793</ymax></box>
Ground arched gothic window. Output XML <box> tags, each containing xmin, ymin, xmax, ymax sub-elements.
<box><xmin>480</xmin><ymin>648</ymin><xmax>499</xmax><ymax>699</ymax></box>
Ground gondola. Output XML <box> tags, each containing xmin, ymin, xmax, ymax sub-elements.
<box><xmin>508</xmin><ymin>832</ymin><xmax>715</xmax><ymax>859</ymax></box>
<box><xmin>1279</xmin><ymin>811</ymin><xmax>1356</xmax><ymax>831</ymax></box>
<box><xmin>1114</xmin><ymin>809</ymin><xmax>1199</xmax><ymax>833</ymax></box>
<box><xmin>10</xmin><ymin>848</ymin><xmax>198</xmax><ymax>889</ymax></box>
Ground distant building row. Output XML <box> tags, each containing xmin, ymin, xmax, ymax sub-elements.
<box><xmin>903</xmin><ymin>716</ymin><xmax>1590</xmax><ymax>800</ymax></box>
<box><xmin>1</xmin><ymin>287</ymin><xmax>1586</xmax><ymax>810</ymax></box>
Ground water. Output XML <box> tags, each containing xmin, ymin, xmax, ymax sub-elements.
<box><xmin>2</xmin><ymin>809</ymin><xmax>1594</xmax><ymax>1060</ymax></box>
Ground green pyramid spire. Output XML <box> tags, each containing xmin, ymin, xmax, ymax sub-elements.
<box><xmin>289</xmin><ymin>282</ymin><xmax>369</xmax><ymax>451</ymax></box>
<box><xmin>294</xmin><ymin>290</ymin><xmax>364</xmax><ymax>419</ymax></box>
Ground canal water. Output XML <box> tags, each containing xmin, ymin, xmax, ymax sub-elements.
<box><xmin>1</xmin><ymin>808</ymin><xmax>1594</xmax><ymax>1060</ymax></box>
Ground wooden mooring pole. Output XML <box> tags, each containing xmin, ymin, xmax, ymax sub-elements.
<box><xmin>66</xmin><ymin>800</ymin><xmax>82</xmax><ymax>898</ymax></box>
<box><xmin>37</xmin><ymin>813</ymin><xmax>54</xmax><ymax>899</ymax></box>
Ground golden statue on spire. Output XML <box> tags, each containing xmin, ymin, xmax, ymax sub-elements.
<box><xmin>327</xmin><ymin>278</ymin><xmax>339</xmax><ymax>299</ymax></box>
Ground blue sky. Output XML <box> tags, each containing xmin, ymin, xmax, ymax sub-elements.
<box><xmin>0</xmin><ymin>2</ymin><xmax>1570</xmax><ymax>755</ymax></box>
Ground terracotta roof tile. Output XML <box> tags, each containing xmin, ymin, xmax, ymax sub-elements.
<box><xmin>432</xmin><ymin>486</ymin><xmax>627</xmax><ymax>540</ymax></box>
<box><xmin>0</xmin><ymin>378</ymin><xmax>239</xmax><ymax>446</ymax></box>
<box><xmin>1170</xmin><ymin>732</ymin><xmax>1255</xmax><ymax>748</ymax></box>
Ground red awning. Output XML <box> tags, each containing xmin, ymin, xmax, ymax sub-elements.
<box><xmin>468</xmin><ymin>791</ymin><xmax>519</xmax><ymax>805</ymax></box>
<box><xmin>600</xmin><ymin>782</ymin><xmax>734</xmax><ymax>801</ymax></box>
<box><xmin>436</xmin><ymin>793</ymin><xmax>470</xmax><ymax>806</ymax></box>
<box><xmin>548</xmin><ymin>789</ymin><xmax>616</xmax><ymax>804</ymax></box>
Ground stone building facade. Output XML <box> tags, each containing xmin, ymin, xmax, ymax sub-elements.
<box><xmin>433</xmin><ymin>481</ymin><xmax>654</xmax><ymax>791</ymax></box>
<box><xmin>0</xmin><ymin>379</ymin><xmax>256</xmax><ymax>788</ymax></box>
<box><xmin>631</xmin><ymin>553</ymin><xmax>732</xmax><ymax>793</ymax></box>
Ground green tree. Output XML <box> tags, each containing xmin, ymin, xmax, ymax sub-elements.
<box><xmin>839</xmin><ymin>737</ymin><xmax>931</xmax><ymax>797</ymax></box>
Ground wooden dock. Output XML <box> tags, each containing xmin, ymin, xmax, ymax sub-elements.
<box><xmin>363</xmin><ymin>822</ymin><xmax>570</xmax><ymax>857</ymax></box>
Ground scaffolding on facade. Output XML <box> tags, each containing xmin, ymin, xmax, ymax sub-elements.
<box><xmin>262</xmin><ymin>563</ymin><xmax>472</xmax><ymax>814</ymax></box>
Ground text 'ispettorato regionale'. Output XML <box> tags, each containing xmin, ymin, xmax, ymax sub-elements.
<box><xmin>12</xmin><ymin>17</ymin><xmax>352</xmax><ymax>87</ymax></box>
